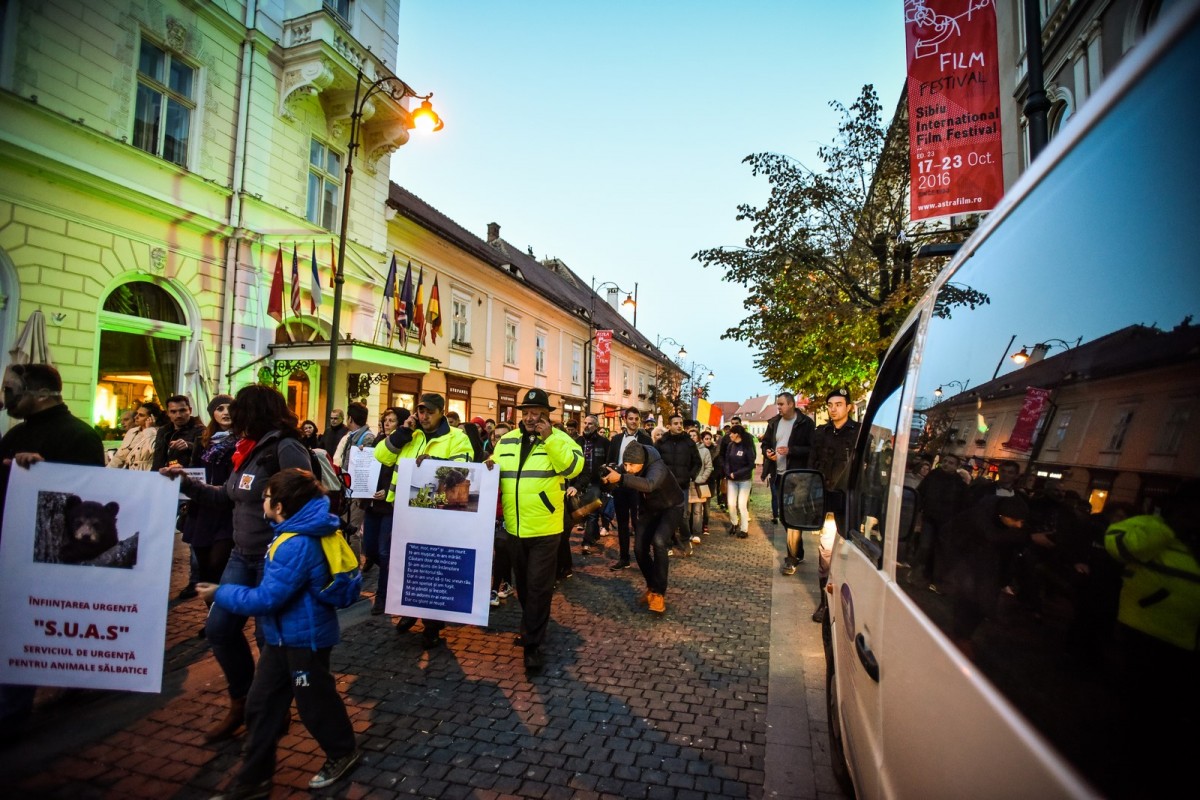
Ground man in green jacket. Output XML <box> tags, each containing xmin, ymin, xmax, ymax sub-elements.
<box><xmin>374</xmin><ymin>392</ymin><xmax>471</xmax><ymax>646</ymax></box>
<box><xmin>487</xmin><ymin>388</ymin><xmax>583</xmax><ymax>674</ymax></box>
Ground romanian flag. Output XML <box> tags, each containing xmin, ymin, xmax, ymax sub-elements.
<box><xmin>413</xmin><ymin>265</ymin><xmax>426</xmax><ymax>345</ymax></box>
<box><xmin>381</xmin><ymin>255</ymin><xmax>397</xmax><ymax>340</ymax></box>
<box><xmin>697</xmin><ymin>398</ymin><xmax>713</xmax><ymax>428</ymax></box>
<box><xmin>267</xmin><ymin>247</ymin><xmax>284</xmax><ymax>322</ymax></box>
<box><xmin>428</xmin><ymin>276</ymin><xmax>442</xmax><ymax>344</ymax></box>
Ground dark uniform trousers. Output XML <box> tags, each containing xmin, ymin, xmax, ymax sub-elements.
<box><xmin>508</xmin><ymin>530</ymin><xmax>560</xmax><ymax>649</ymax></box>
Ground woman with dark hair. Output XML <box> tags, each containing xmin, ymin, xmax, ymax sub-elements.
<box><xmin>361</xmin><ymin>406</ymin><xmax>409</xmax><ymax>615</ymax></box>
<box><xmin>179</xmin><ymin>394</ymin><xmax>236</xmax><ymax>623</ymax></box>
<box><xmin>160</xmin><ymin>384</ymin><xmax>311</xmax><ymax>742</ymax></box>
<box><xmin>299</xmin><ymin>419</ymin><xmax>321</xmax><ymax>450</ymax></box>
<box><xmin>723</xmin><ymin>425</ymin><xmax>756</xmax><ymax>538</ymax></box>
<box><xmin>462</xmin><ymin>421</ymin><xmax>485</xmax><ymax>463</ymax></box>
<box><xmin>107</xmin><ymin>401</ymin><xmax>164</xmax><ymax>470</ymax></box>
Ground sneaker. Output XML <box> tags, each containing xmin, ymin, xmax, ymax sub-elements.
<box><xmin>727</xmin><ymin>522</ymin><xmax>737</xmax><ymax>536</ymax></box>
<box><xmin>489</xmin><ymin>590</ymin><xmax>500</xmax><ymax>607</ymax></box>
<box><xmin>581</xmin><ymin>545</ymin><xmax>591</xmax><ymax>555</ymax></box>
<box><xmin>647</xmin><ymin>592</ymin><xmax>666</xmax><ymax>614</ymax></box>
<box><xmin>690</xmin><ymin>535</ymin><xmax>701</xmax><ymax>544</ymax></box>
<box><xmin>667</xmin><ymin>548</ymin><xmax>676</xmax><ymax>557</ymax></box>
<box><xmin>609</xmin><ymin>560</ymin><xmax>632</xmax><ymax>571</ymax></box>
<box><xmin>771</xmin><ymin>517</ymin><xmax>778</xmax><ymax>525</ymax></box>
<box><xmin>496</xmin><ymin>582</ymin><xmax>514</xmax><ymax>598</ymax></box>
<box><xmin>781</xmin><ymin>560</ymin><xmax>797</xmax><ymax>576</ymax></box>
<box><xmin>308</xmin><ymin>749</ymin><xmax>362</xmax><ymax>789</ymax></box>
<box><xmin>737</xmin><ymin>530</ymin><xmax>748</xmax><ymax>539</ymax></box>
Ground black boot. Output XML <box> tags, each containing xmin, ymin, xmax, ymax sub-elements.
<box><xmin>812</xmin><ymin>577</ymin><xmax>828</xmax><ymax>623</ymax></box>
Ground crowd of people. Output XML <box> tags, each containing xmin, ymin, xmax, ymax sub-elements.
<box><xmin>9</xmin><ymin>366</ymin><xmax>1188</xmax><ymax>799</ymax></box>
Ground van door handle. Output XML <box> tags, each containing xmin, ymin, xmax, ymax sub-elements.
<box><xmin>855</xmin><ymin>633</ymin><xmax>880</xmax><ymax>682</ymax></box>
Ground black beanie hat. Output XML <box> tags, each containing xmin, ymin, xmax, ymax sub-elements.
<box><xmin>623</xmin><ymin>441</ymin><xmax>647</xmax><ymax>465</ymax></box>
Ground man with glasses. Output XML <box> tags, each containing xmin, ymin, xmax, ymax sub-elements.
<box><xmin>321</xmin><ymin>409</ymin><xmax>347</xmax><ymax>455</ymax></box>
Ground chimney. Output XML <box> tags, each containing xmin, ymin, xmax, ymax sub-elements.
<box><xmin>487</xmin><ymin>222</ymin><xmax>500</xmax><ymax>243</ymax></box>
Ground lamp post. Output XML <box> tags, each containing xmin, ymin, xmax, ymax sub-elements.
<box><xmin>652</xmin><ymin>335</ymin><xmax>686</xmax><ymax>418</ymax></box>
<box><xmin>933</xmin><ymin>379</ymin><xmax>969</xmax><ymax>399</ymax></box>
<box><xmin>1011</xmin><ymin>337</ymin><xmax>1081</xmax><ymax>366</ymax></box>
<box><xmin>326</xmin><ymin>69</ymin><xmax>441</xmax><ymax>426</ymax></box>
<box><xmin>584</xmin><ymin>279</ymin><xmax>639</xmax><ymax>417</ymax></box>
<box><xmin>684</xmin><ymin>361</ymin><xmax>714</xmax><ymax>420</ymax></box>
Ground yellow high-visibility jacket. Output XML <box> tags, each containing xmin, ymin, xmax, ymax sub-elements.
<box><xmin>373</xmin><ymin>420</ymin><xmax>472</xmax><ymax>503</ymax></box>
<box><xmin>493</xmin><ymin>426</ymin><xmax>583</xmax><ymax>537</ymax></box>
<box><xmin>1106</xmin><ymin>514</ymin><xmax>1200</xmax><ymax>651</ymax></box>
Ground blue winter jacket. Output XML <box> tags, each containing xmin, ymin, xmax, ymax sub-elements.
<box><xmin>214</xmin><ymin>496</ymin><xmax>342</xmax><ymax>650</ymax></box>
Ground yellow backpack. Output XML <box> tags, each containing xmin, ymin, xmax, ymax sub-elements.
<box><xmin>267</xmin><ymin>530</ymin><xmax>362</xmax><ymax>608</ymax></box>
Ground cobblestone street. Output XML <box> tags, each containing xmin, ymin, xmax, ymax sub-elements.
<box><xmin>1</xmin><ymin>482</ymin><xmax>845</xmax><ymax>800</ymax></box>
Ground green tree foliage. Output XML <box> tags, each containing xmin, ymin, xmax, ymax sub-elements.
<box><xmin>694</xmin><ymin>85</ymin><xmax>985</xmax><ymax>398</ymax></box>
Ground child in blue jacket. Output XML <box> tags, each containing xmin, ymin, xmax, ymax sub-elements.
<box><xmin>197</xmin><ymin>468</ymin><xmax>360</xmax><ymax>799</ymax></box>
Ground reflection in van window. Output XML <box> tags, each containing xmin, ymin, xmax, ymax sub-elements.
<box><xmin>894</xmin><ymin>19</ymin><xmax>1200</xmax><ymax>796</ymax></box>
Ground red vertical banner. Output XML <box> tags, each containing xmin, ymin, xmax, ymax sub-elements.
<box><xmin>593</xmin><ymin>330</ymin><xmax>612</xmax><ymax>393</ymax></box>
<box><xmin>904</xmin><ymin>0</ymin><xmax>1003</xmax><ymax>220</ymax></box>
<box><xmin>1003</xmin><ymin>387</ymin><xmax>1052</xmax><ymax>451</ymax></box>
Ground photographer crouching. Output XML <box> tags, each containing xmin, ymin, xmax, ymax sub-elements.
<box><xmin>600</xmin><ymin>441</ymin><xmax>684</xmax><ymax>615</ymax></box>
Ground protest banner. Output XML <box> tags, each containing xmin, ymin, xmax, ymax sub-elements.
<box><xmin>385</xmin><ymin>458</ymin><xmax>498</xmax><ymax>625</ymax></box>
<box><xmin>346</xmin><ymin>446</ymin><xmax>382</xmax><ymax>499</ymax></box>
<box><xmin>0</xmin><ymin>463</ymin><xmax>177</xmax><ymax>692</ymax></box>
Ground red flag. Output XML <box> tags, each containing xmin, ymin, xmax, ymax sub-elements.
<box><xmin>267</xmin><ymin>247</ymin><xmax>284</xmax><ymax>322</ymax></box>
<box><xmin>428</xmin><ymin>277</ymin><xmax>442</xmax><ymax>344</ymax></box>
<box><xmin>290</xmin><ymin>244</ymin><xmax>302</xmax><ymax>316</ymax></box>
<box><xmin>413</xmin><ymin>266</ymin><xmax>426</xmax><ymax>345</ymax></box>
<box><xmin>593</xmin><ymin>329</ymin><xmax>612</xmax><ymax>392</ymax></box>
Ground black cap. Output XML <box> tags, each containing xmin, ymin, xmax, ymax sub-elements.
<box><xmin>516</xmin><ymin>388</ymin><xmax>556</xmax><ymax>410</ymax></box>
<box><xmin>417</xmin><ymin>393</ymin><xmax>445</xmax><ymax>413</ymax></box>
<box><xmin>622</xmin><ymin>441</ymin><xmax>646</xmax><ymax>465</ymax></box>
<box><xmin>826</xmin><ymin>388</ymin><xmax>851</xmax><ymax>402</ymax></box>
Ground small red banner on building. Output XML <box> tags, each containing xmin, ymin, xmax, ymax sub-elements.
<box><xmin>1003</xmin><ymin>387</ymin><xmax>1052</xmax><ymax>451</ymax></box>
<box><xmin>904</xmin><ymin>0</ymin><xmax>1004</xmax><ymax>221</ymax></box>
<box><xmin>594</xmin><ymin>330</ymin><xmax>612</xmax><ymax>393</ymax></box>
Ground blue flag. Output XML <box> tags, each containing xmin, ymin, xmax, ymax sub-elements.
<box><xmin>381</xmin><ymin>255</ymin><xmax>397</xmax><ymax>341</ymax></box>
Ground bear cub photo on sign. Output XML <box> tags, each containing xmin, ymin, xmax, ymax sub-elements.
<box><xmin>32</xmin><ymin>491</ymin><xmax>139</xmax><ymax>569</ymax></box>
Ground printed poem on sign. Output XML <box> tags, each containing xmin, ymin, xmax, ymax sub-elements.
<box><xmin>401</xmin><ymin>543</ymin><xmax>475</xmax><ymax>614</ymax></box>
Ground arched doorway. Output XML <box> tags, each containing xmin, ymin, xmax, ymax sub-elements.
<box><xmin>95</xmin><ymin>280</ymin><xmax>189</xmax><ymax>431</ymax></box>
<box><xmin>273</xmin><ymin>321</ymin><xmax>325</xmax><ymax>424</ymax></box>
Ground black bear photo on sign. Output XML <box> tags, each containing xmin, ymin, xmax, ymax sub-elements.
<box><xmin>33</xmin><ymin>491</ymin><xmax>138</xmax><ymax>569</ymax></box>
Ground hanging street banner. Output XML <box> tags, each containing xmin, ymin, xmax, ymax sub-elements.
<box><xmin>1003</xmin><ymin>386</ymin><xmax>1052</xmax><ymax>451</ymax></box>
<box><xmin>0</xmin><ymin>463</ymin><xmax>177</xmax><ymax>692</ymax></box>
<box><xmin>594</xmin><ymin>329</ymin><xmax>613</xmax><ymax>393</ymax></box>
<box><xmin>904</xmin><ymin>0</ymin><xmax>1004</xmax><ymax>221</ymax></box>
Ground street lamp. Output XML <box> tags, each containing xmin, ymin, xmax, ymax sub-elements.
<box><xmin>1011</xmin><ymin>337</ymin><xmax>1081</xmax><ymax>365</ymax></box>
<box><xmin>933</xmin><ymin>379</ymin><xmax>969</xmax><ymax>399</ymax></box>
<box><xmin>650</xmin><ymin>335</ymin><xmax>686</xmax><ymax>416</ymax></box>
<box><xmin>584</xmin><ymin>279</ymin><xmax>640</xmax><ymax>415</ymax></box>
<box><xmin>326</xmin><ymin>68</ymin><xmax>442</xmax><ymax>425</ymax></box>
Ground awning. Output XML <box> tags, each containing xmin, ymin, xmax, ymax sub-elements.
<box><xmin>269</xmin><ymin>340</ymin><xmax>435</xmax><ymax>375</ymax></box>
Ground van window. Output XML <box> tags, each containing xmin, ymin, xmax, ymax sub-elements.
<box><xmin>845</xmin><ymin>333</ymin><xmax>914</xmax><ymax>565</ymax></box>
<box><xmin>897</xmin><ymin>18</ymin><xmax>1200</xmax><ymax>796</ymax></box>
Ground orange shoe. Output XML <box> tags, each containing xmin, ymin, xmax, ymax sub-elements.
<box><xmin>647</xmin><ymin>592</ymin><xmax>665</xmax><ymax>614</ymax></box>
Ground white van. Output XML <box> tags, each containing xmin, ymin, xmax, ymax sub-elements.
<box><xmin>781</xmin><ymin>5</ymin><xmax>1200</xmax><ymax>798</ymax></box>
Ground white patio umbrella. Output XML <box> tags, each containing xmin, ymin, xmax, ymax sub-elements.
<box><xmin>8</xmin><ymin>309</ymin><xmax>54</xmax><ymax>367</ymax></box>
<box><xmin>181</xmin><ymin>337</ymin><xmax>213</xmax><ymax>414</ymax></box>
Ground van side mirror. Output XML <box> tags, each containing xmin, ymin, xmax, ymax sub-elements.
<box><xmin>779</xmin><ymin>469</ymin><xmax>824</xmax><ymax>530</ymax></box>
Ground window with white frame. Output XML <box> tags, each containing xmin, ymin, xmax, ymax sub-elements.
<box><xmin>1104</xmin><ymin>408</ymin><xmax>1135</xmax><ymax>452</ymax></box>
<box><xmin>571</xmin><ymin>342</ymin><xmax>582</xmax><ymax>385</ymax></box>
<box><xmin>306</xmin><ymin>138</ymin><xmax>342</xmax><ymax>230</ymax></box>
<box><xmin>451</xmin><ymin>292</ymin><xmax>470</xmax><ymax>346</ymax></box>
<box><xmin>638</xmin><ymin>374</ymin><xmax>645</xmax><ymax>397</ymax></box>
<box><xmin>324</xmin><ymin>0</ymin><xmax>352</xmax><ymax>24</ymax></box>
<box><xmin>535</xmin><ymin>329</ymin><xmax>547</xmax><ymax>374</ymax></box>
<box><xmin>1045</xmin><ymin>408</ymin><xmax>1073</xmax><ymax>451</ymax></box>
<box><xmin>623</xmin><ymin>367</ymin><xmax>630</xmax><ymax>392</ymax></box>
<box><xmin>133</xmin><ymin>36</ymin><xmax>196</xmax><ymax>168</ymax></box>
<box><xmin>504</xmin><ymin>317</ymin><xmax>519</xmax><ymax>365</ymax></box>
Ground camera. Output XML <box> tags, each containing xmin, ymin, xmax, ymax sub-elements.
<box><xmin>602</xmin><ymin>463</ymin><xmax>621</xmax><ymax>474</ymax></box>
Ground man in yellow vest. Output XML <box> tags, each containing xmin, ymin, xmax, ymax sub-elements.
<box><xmin>487</xmin><ymin>388</ymin><xmax>583</xmax><ymax>674</ymax></box>
<box><xmin>373</xmin><ymin>392</ymin><xmax>472</xmax><ymax>646</ymax></box>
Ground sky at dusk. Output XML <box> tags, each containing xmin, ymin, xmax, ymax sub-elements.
<box><xmin>390</xmin><ymin>1</ymin><xmax>907</xmax><ymax>406</ymax></box>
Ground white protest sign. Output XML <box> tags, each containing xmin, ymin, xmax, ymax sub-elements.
<box><xmin>346</xmin><ymin>446</ymin><xmax>382</xmax><ymax>499</ymax></box>
<box><xmin>386</xmin><ymin>458</ymin><xmax>498</xmax><ymax>625</ymax></box>
<box><xmin>180</xmin><ymin>467</ymin><xmax>206</xmax><ymax>500</ymax></box>
<box><xmin>0</xmin><ymin>463</ymin><xmax>177</xmax><ymax>692</ymax></box>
